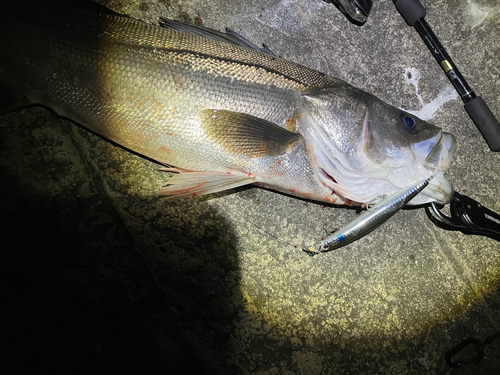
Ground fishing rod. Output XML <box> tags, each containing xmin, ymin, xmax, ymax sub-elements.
<box><xmin>393</xmin><ymin>0</ymin><xmax>500</xmax><ymax>151</ymax></box>
<box><xmin>326</xmin><ymin>0</ymin><xmax>500</xmax><ymax>151</ymax></box>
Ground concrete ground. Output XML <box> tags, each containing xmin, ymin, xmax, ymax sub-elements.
<box><xmin>1</xmin><ymin>0</ymin><xmax>499</xmax><ymax>374</ymax></box>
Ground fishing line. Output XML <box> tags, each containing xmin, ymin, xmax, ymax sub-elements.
<box><xmin>154</xmin><ymin>164</ymin><xmax>297</xmax><ymax>248</ymax></box>
<box><xmin>215</xmin><ymin>200</ymin><xmax>299</xmax><ymax>250</ymax></box>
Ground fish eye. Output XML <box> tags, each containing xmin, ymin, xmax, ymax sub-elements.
<box><xmin>400</xmin><ymin>114</ymin><xmax>416</xmax><ymax>132</ymax></box>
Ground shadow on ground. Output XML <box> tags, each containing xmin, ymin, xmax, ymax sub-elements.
<box><xmin>0</xmin><ymin>108</ymin><xmax>242</xmax><ymax>374</ymax></box>
<box><xmin>1</xmin><ymin>105</ymin><xmax>500</xmax><ymax>375</ymax></box>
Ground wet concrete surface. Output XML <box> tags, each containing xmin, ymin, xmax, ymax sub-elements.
<box><xmin>1</xmin><ymin>0</ymin><xmax>499</xmax><ymax>374</ymax></box>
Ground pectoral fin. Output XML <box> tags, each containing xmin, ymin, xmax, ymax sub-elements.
<box><xmin>200</xmin><ymin>109</ymin><xmax>300</xmax><ymax>157</ymax></box>
<box><xmin>159</xmin><ymin>168</ymin><xmax>255</xmax><ymax>198</ymax></box>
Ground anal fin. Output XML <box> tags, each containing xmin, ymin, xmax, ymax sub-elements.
<box><xmin>160</xmin><ymin>169</ymin><xmax>255</xmax><ymax>198</ymax></box>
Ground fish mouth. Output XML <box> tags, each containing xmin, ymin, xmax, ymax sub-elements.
<box><xmin>408</xmin><ymin>132</ymin><xmax>456</xmax><ymax>205</ymax></box>
<box><xmin>422</xmin><ymin>132</ymin><xmax>457</xmax><ymax>171</ymax></box>
<box><xmin>409</xmin><ymin>170</ymin><xmax>453</xmax><ymax>205</ymax></box>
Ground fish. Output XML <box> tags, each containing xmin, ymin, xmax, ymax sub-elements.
<box><xmin>0</xmin><ymin>0</ymin><xmax>456</xmax><ymax>207</ymax></box>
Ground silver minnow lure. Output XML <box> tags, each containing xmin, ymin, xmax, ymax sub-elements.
<box><xmin>304</xmin><ymin>177</ymin><xmax>432</xmax><ymax>254</ymax></box>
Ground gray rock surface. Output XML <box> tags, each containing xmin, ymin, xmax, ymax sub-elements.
<box><xmin>1</xmin><ymin>0</ymin><xmax>499</xmax><ymax>374</ymax></box>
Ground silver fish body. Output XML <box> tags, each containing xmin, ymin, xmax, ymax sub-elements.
<box><xmin>0</xmin><ymin>2</ymin><xmax>456</xmax><ymax>206</ymax></box>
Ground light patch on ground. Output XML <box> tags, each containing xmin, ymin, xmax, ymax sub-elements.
<box><xmin>255</xmin><ymin>0</ymin><xmax>326</xmax><ymax>36</ymax></box>
<box><xmin>401</xmin><ymin>67</ymin><xmax>459</xmax><ymax>121</ymax></box>
<box><xmin>466</xmin><ymin>0</ymin><xmax>490</xmax><ymax>29</ymax></box>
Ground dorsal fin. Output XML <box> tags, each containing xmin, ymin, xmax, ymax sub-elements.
<box><xmin>224</xmin><ymin>28</ymin><xmax>276</xmax><ymax>56</ymax></box>
<box><xmin>158</xmin><ymin>18</ymin><xmax>276</xmax><ymax>56</ymax></box>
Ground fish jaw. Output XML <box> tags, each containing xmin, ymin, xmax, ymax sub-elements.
<box><xmin>389</xmin><ymin>130</ymin><xmax>456</xmax><ymax>205</ymax></box>
<box><xmin>406</xmin><ymin>170</ymin><xmax>453</xmax><ymax>205</ymax></box>
<box><xmin>405</xmin><ymin>132</ymin><xmax>457</xmax><ymax>205</ymax></box>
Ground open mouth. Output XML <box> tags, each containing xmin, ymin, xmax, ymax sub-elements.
<box><xmin>422</xmin><ymin>132</ymin><xmax>457</xmax><ymax>171</ymax></box>
<box><xmin>404</xmin><ymin>131</ymin><xmax>456</xmax><ymax>205</ymax></box>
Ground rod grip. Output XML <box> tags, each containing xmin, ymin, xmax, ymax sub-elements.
<box><xmin>394</xmin><ymin>0</ymin><xmax>426</xmax><ymax>26</ymax></box>
<box><xmin>464</xmin><ymin>97</ymin><xmax>500</xmax><ymax>152</ymax></box>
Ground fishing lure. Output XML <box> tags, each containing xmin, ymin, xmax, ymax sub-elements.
<box><xmin>304</xmin><ymin>176</ymin><xmax>432</xmax><ymax>255</ymax></box>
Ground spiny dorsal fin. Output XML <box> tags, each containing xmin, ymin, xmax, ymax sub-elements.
<box><xmin>158</xmin><ymin>18</ymin><xmax>275</xmax><ymax>56</ymax></box>
<box><xmin>200</xmin><ymin>109</ymin><xmax>300</xmax><ymax>157</ymax></box>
